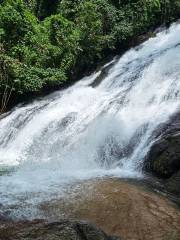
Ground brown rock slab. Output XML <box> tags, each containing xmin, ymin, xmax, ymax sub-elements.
<box><xmin>40</xmin><ymin>179</ymin><xmax>180</xmax><ymax>240</ymax></box>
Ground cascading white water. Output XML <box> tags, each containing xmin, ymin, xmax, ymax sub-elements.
<box><xmin>0</xmin><ymin>23</ymin><xmax>180</xmax><ymax>219</ymax></box>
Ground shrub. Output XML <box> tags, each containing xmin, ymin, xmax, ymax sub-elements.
<box><xmin>0</xmin><ymin>0</ymin><xmax>179</xmax><ymax>111</ymax></box>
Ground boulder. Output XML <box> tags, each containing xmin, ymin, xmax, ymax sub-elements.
<box><xmin>144</xmin><ymin>135</ymin><xmax>180</xmax><ymax>178</ymax></box>
<box><xmin>165</xmin><ymin>170</ymin><xmax>180</xmax><ymax>196</ymax></box>
<box><xmin>144</xmin><ymin>111</ymin><xmax>180</xmax><ymax>197</ymax></box>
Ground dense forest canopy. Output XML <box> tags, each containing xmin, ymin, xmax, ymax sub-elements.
<box><xmin>0</xmin><ymin>0</ymin><xmax>180</xmax><ymax>112</ymax></box>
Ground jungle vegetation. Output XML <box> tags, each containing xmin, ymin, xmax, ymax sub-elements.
<box><xmin>0</xmin><ymin>0</ymin><xmax>180</xmax><ymax>112</ymax></box>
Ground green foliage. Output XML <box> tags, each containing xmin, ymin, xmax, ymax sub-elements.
<box><xmin>43</xmin><ymin>14</ymin><xmax>81</xmax><ymax>69</ymax></box>
<box><xmin>0</xmin><ymin>0</ymin><xmax>179</xmax><ymax>111</ymax></box>
<box><xmin>74</xmin><ymin>1</ymin><xmax>108</xmax><ymax>67</ymax></box>
<box><xmin>0</xmin><ymin>0</ymin><xmax>37</xmax><ymax>48</ymax></box>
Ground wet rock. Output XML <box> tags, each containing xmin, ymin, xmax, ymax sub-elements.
<box><xmin>0</xmin><ymin>213</ymin><xmax>11</xmax><ymax>224</ymax></box>
<box><xmin>90</xmin><ymin>60</ymin><xmax>117</xmax><ymax>88</ymax></box>
<box><xmin>0</xmin><ymin>219</ymin><xmax>121</xmax><ymax>240</ymax></box>
<box><xmin>144</xmin><ymin>111</ymin><xmax>180</xmax><ymax>196</ymax></box>
<box><xmin>40</xmin><ymin>179</ymin><xmax>180</xmax><ymax>240</ymax></box>
<box><xmin>144</xmin><ymin>135</ymin><xmax>180</xmax><ymax>178</ymax></box>
<box><xmin>166</xmin><ymin>170</ymin><xmax>180</xmax><ymax>196</ymax></box>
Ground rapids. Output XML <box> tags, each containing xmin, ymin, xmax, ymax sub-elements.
<box><xmin>0</xmin><ymin>22</ymin><xmax>180</xmax><ymax>219</ymax></box>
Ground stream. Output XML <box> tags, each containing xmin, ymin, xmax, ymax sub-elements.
<box><xmin>0</xmin><ymin>23</ymin><xmax>180</xmax><ymax>224</ymax></box>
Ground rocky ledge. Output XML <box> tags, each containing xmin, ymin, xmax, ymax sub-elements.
<box><xmin>39</xmin><ymin>179</ymin><xmax>180</xmax><ymax>240</ymax></box>
<box><xmin>0</xmin><ymin>179</ymin><xmax>180</xmax><ymax>240</ymax></box>
<box><xmin>144</xmin><ymin>112</ymin><xmax>180</xmax><ymax>197</ymax></box>
<box><xmin>0</xmin><ymin>219</ymin><xmax>120</xmax><ymax>240</ymax></box>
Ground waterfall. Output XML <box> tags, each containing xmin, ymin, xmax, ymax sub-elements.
<box><xmin>0</xmin><ymin>23</ymin><xmax>180</xmax><ymax>219</ymax></box>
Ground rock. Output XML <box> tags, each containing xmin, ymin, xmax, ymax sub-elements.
<box><xmin>144</xmin><ymin>111</ymin><xmax>180</xmax><ymax>196</ymax></box>
<box><xmin>0</xmin><ymin>219</ymin><xmax>121</xmax><ymax>240</ymax></box>
<box><xmin>40</xmin><ymin>179</ymin><xmax>180</xmax><ymax>240</ymax></box>
<box><xmin>144</xmin><ymin>135</ymin><xmax>180</xmax><ymax>178</ymax></box>
<box><xmin>0</xmin><ymin>213</ymin><xmax>12</xmax><ymax>223</ymax></box>
<box><xmin>90</xmin><ymin>59</ymin><xmax>117</xmax><ymax>88</ymax></box>
<box><xmin>166</xmin><ymin>170</ymin><xmax>180</xmax><ymax>196</ymax></box>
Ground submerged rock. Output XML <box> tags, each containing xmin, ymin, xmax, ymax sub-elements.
<box><xmin>0</xmin><ymin>219</ymin><xmax>120</xmax><ymax>240</ymax></box>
